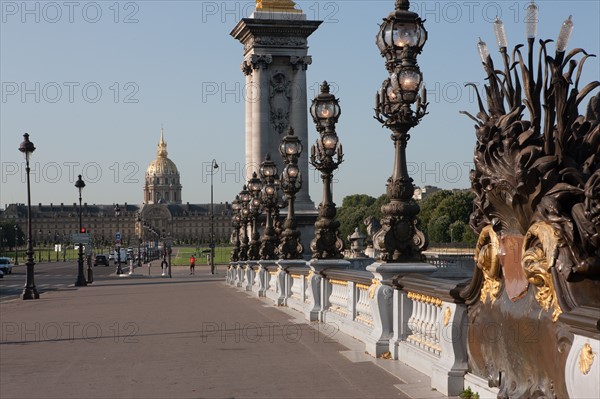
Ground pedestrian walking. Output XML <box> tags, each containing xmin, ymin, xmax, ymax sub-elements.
<box><xmin>190</xmin><ymin>255</ymin><xmax>196</xmax><ymax>275</ymax></box>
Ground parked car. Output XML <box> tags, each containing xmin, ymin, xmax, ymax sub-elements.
<box><xmin>0</xmin><ymin>257</ymin><xmax>12</xmax><ymax>274</ymax></box>
<box><xmin>93</xmin><ymin>254</ymin><xmax>109</xmax><ymax>267</ymax></box>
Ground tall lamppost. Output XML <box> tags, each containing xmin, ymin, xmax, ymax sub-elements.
<box><xmin>258</xmin><ymin>154</ymin><xmax>279</xmax><ymax>260</ymax></box>
<box><xmin>114</xmin><ymin>204</ymin><xmax>123</xmax><ymax>275</ymax></box>
<box><xmin>19</xmin><ymin>133</ymin><xmax>38</xmax><ymax>299</ymax></box>
<box><xmin>373</xmin><ymin>0</ymin><xmax>429</xmax><ymax>262</ymax></box>
<box><xmin>278</xmin><ymin>127</ymin><xmax>304</xmax><ymax>259</ymax></box>
<box><xmin>55</xmin><ymin>231</ymin><xmax>59</xmax><ymax>262</ymax></box>
<box><xmin>209</xmin><ymin>159</ymin><xmax>219</xmax><ymax>274</ymax></box>
<box><xmin>14</xmin><ymin>224</ymin><xmax>19</xmax><ymax>265</ymax></box>
<box><xmin>74</xmin><ymin>174</ymin><xmax>87</xmax><ymax>287</ymax></box>
<box><xmin>246</xmin><ymin>173</ymin><xmax>263</xmax><ymax>261</ymax></box>
<box><xmin>309</xmin><ymin>81</ymin><xmax>345</xmax><ymax>259</ymax></box>
<box><xmin>230</xmin><ymin>196</ymin><xmax>242</xmax><ymax>262</ymax></box>
<box><xmin>37</xmin><ymin>229</ymin><xmax>42</xmax><ymax>262</ymax></box>
<box><xmin>47</xmin><ymin>230</ymin><xmax>51</xmax><ymax>262</ymax></box>
<box><xmin>238</xmin><ymin>186</ymin><xmax>251</xmax><ymax>262</ymax></box>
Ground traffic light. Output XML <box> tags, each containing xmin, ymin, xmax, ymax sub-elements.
<box><xmin>80</xmin><ymin>227</ymin><xmax>87</xmax><ymax>233</ymax></box>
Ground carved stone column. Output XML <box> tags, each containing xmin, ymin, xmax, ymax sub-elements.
<box><xmin>231</xmin><ymin>5</ymin><xmax>321</xmax><ymax>212</ymax></box>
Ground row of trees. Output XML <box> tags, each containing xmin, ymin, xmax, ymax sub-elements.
<box><xmin>336</xmin><ymin>189</ymin><xmax>477</xmax><ymax>245</ymax></box>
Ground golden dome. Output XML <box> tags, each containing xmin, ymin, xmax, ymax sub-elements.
<box><xmin>146</xmin><ymin>128</ymin><xmax>179</xmax><ymax>176</ymax></box>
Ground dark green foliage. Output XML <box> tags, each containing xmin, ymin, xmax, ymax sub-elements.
<box><xmin>418</xmin><ymin>190</ymin><xmax>475</xmax><ymax>243</ymax></box>
<box><xmin>337</xmin><ymin>194</ymin><xmax>387</xmax><ymax>243</ymax></box>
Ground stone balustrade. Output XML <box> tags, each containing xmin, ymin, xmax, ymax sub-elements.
<box><xmin>227</xmin><ymin>260</ymin><xmax>470</xmax><ymax>396</ymax></box>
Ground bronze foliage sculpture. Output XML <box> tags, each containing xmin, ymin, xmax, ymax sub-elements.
<box><xmin>460</xmin><ymin>11</ymin><xmax>599</xmax><ymax>398</ymax></box>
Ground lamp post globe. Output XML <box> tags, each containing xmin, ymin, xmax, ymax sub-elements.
<box><xmin>74</xmin><ymin>174</ymin><xmax>87</xmax><ymax>287</ymax></box>
<box><xmin>278</xmin><ymin>127</ymin><xmax>304</xmax><ymax>259</ymax></box>
<box><xmin>19</xmin><ymin>133</ymin><xmax>39</xmax><ymax>299</ymax></box>
<box><xmin>210</xmin><ymin>159</ymin><xmax>219</xmax><ymax>274</ymax></box>
<box><xmin>309</xmin><ymin>83</ymin><xmax>345</xmax><ymax>259</ymax></box>
<box><xmin>238</xmin><ymin>186</ymin><xmax>251</xmax><ymax>262</ymax></box>
<box><xmin>373</xmin><ymin>0</ymin><xmax>429</xmax><ymax>263</ymax></box>
<box><xmin>114</xmin><ymin>204</ymin><xmax>123</xmax><ymax>275</ymax></box>
<box><xmin>247</xmin><ymin>173</ymin><xmax>263</xmax><ymax>261</ymax></box>
<box><xmin>258</xmin><ymin>154</ymin><xmax>279</xmax><ymax>260</ymax></box>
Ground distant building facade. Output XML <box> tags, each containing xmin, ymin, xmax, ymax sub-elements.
<box><xmin>1</xmin><ymin>130</ymin><xmax>232</xmax><ymax>248</ymax></box>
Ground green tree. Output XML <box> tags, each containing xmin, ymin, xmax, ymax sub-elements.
<box><xmin>428</xmin><ymin>215</ymin><xmax>452</xmax><ymax>242</ymax></box>
<box><xmin>418</xmin><ymin>190</ymin><xmax>476</xmax><ymax>243</ymax></box>
<box><xmin>418</xmin><ymin>190</ymin><xmax>453</xmax><ymax>234</ymax></box>
<box><xmin>336</xmin><ymin>194</ymin><xmax>377</xmax><ymax>242</ymax></box>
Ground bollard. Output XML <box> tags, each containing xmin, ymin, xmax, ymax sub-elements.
<box><xmin>148</xmin><ymin>262</ymin><xmax>151</xmax><ymax>276</ymax></box>
<box><xmin>129</xmin><ymin>259</ymin><xmax>134</xmax><ymax>275</ymax></box>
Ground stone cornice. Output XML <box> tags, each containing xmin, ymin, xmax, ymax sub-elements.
<box><xmin>231</xmin><ymin>18</ymin><xmax>322</xmax><ymax>51</ymax></box>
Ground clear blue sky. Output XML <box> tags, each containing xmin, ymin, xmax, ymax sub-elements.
<box><xmin>1</xmin><ymin>0</ymin><xmax>598</xmax><ymax>208</ymax></box>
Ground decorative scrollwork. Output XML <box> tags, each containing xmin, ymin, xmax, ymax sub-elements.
<box><xmin>474</xmin><ymin>226</ymin><xmax>502</xmax><ymax>304</ymax></box>
<box><xmin>522</xmin><ymin>222</ymin><xmax>563</xmax><ymax>322</ymax></box>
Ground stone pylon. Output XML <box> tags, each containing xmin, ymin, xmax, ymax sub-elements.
<box><xmin>231</xmin><ymin>1</ymin><xmax>321</xmax><ymax>211</ymax></box>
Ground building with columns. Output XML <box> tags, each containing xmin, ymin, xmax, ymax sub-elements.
<box><xmin>1</xmin><ymin>130</ymin><xmax>232</xmax><ymax>252</ymax></box>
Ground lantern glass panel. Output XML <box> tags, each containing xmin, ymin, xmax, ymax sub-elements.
<box><xmin>399</xmin><ymin>69</ymin><xmax>421</xmax><ymax>91</ymax></box>
<box><xmin>286</xmin><ymin>164</ymin><xmax>299</xmax><ymax>178</ymax></box>
<box><xmin>317</xmin><ymin>102</ymin><xmax>335</xmax><ymax>119</ymax></box>
<box><xmin>393</xmin><ymin>21</ymin><xmax>419</xmax><ymax>48</ymax></box>
<box><xmin>322</xmin><ymin>134</ymin><xmax>338</xmax><ymax>150</ymax></box>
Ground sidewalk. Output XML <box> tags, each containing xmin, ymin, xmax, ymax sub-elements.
<box><xmin>0</xmin><ymin>267</ymin><xmax>449</xmax><ymax>399</ymax></box>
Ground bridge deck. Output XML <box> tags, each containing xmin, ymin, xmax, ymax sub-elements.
<box><xmin>0</xmin><ymin>266</ymin><xmax>452</xmax><ymax>398</ymax></box>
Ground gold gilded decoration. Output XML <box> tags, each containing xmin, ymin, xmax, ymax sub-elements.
<box><xmin>475</xmin><ymin>226</ymin><xmax>502</xmax><ymax>304</ymax></box>
<box><xmin>256</xmin><ymin>0</ymin><xmax>301</xmax><ymax>13</ymax></box>
<box><xmin>329</xmin><ymin>279</ymin><xmax>348</xmax><ymax>287</ymax></box>
<box><xmin>368</xmin><ymin>278</ymin><xmax>381</xmax><ymax>299</ymax></box>
<box><xmin>443</xmin><ymin>306</ymin><xmax>452</xmax><ymax>326</ymax></box>
<box><xmin>356</xmin><ymin>283</ymin><xmax>370</xmax><ymax>291</ymax></box>
<box><xmin>522</xmin><ymin>222</ymin><xmax>563</xmax><ymax>322</ymax></box>
<box><xmin>407</xmin><ymin>292</ymin><xmax>443</xmax><ymax>307</ymax></box>
<box><xmin>578</xmin><ymin>343</ymin><xmax>595</xmax><ymax>375</ymax></box>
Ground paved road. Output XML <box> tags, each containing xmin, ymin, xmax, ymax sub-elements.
<box><xmin>0</xmin><ymin>266</ymin><xmax>449</xmax><ymax>399</ymax></box>
<box><xmin>0</xmin><ymin>261</ymin><xmax>139</xmax><ymax>302</ymax></box>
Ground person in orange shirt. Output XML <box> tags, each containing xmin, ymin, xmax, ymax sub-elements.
<box><xmin>189</xmin><ymin>255</ymin><xmax>196</xmax><ymax>275</ymax></box>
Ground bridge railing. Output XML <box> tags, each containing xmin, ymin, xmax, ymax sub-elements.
<box><xmin>227</xmin><ymin>260</ymin><xmax>469</xmax><ymax>396</ymax></box>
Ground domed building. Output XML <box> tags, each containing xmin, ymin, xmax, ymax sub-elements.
<box><xmin>2</xmin><ymin>128</ymin><xmax>232</xmax><ymax>257</ymax></box>
<box><xmin>144</xmin><ymin>128</ymin><xmax>182</xmax><ymax>204</ymax></box>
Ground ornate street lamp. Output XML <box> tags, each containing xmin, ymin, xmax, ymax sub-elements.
<box><xmin>47</xmin><ymin>230</ymin><xmax>51</xmax><ymax>262</ymax></box>
<box><xmin>209</xmin><ymin>159</ymin><xmax>219</xmax><ymax>274</ymax></box>
<box><xmin>258</xmin><ymin>154</ymin><xmax>279</xmax><ymax>260</ymax></box>
<box><xmin>37</xmin><ymin>229</ymin><xmax>42</xmax><ymax>263</ymax></box>
<box><xmin>373</xmin><ymin>0</ymin><xmax>429</xmax><ymax>263</ymax></box>
<box><xmin>74</xmin><ymin>174</ymin><xmax>87</xmax><ymax>287</ymax></box>
<box><xmin>238</xmin><ymin>186</ymin><xmax>251</xmax><ymax>262</ymax></box>
<box><xmin>278</xmin><ymin>127</ymin><xmax>304</xmax><ymax>259</ymax></box>
<box><xmin>19</xmin><ymin>133</ymin><xmax>39</xmax><ymax>299</ymax></box>
<box><xmin>230</xmin><ymin>196</ymin><xmax>242</xmax><ymax>262</ymax></box>
<box><xmin>375</xmin><ymin>0</ymin><xmax>427</xmax><ymax>73</ymax></box>
<box><xmin>114</xmin><ymin>204</ymin><xmax>123</xmax><ymax>275</ymax></box>
<box><xmin>309</xmin><ymin>82</ymin><xmax>345</xmax><ymax>259</ymax></box>
<box><xmin>14</xmin><ymin>224</ymin><xmax>19</xmax><ymax>266</ymax></box>
<box><xmin>247</xmin><ymin>173</ymin><xmax>263</xmax><ymax>261</ymax></box>
<box><xmin>54</xmin><ymin>231</ymin><xmax>59</xmax><ymax>262</ymax></box>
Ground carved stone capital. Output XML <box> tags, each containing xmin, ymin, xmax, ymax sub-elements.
<box><xmin>290</xmin><ymin>55</ymin><xmax>312</xmax><ymax>70</ymax></box>
<box><xmin>247</xmin><ymin>54</ymin><xmax>273</xmax><ymax>71</ymax></box>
